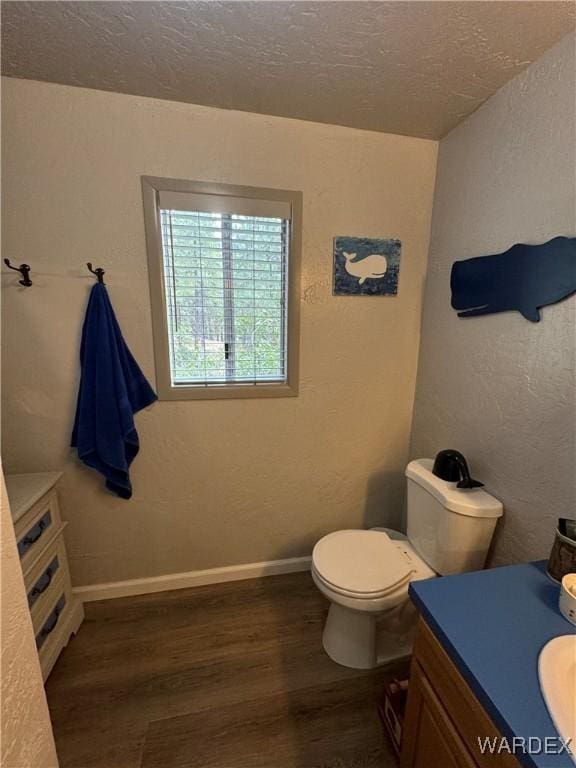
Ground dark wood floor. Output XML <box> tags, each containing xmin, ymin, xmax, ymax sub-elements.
<box><xmin>46</xmin><ymin>572</ymin><xmax>405</xmax><ymax>768</ymax></box>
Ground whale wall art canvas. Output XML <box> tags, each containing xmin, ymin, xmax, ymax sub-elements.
<box><xmin>333</xmin><ymin>236</ymin><xmax>402</xmax><ymax>296</ymax></box>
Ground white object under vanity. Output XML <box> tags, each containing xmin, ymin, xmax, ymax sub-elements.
<box><xmin>5</xmin><ymin>472</ymin><xmax>84</xmax><ymax>681</ymax></box>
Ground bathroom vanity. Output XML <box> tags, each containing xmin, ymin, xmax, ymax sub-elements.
<box><xmin>5</xmin><ymin>472</ymin><xmax>84</xmax><ymax>681</ymax></box>
<box><xmin>401</xmin><ymin>562</ymin><xmax>575</xmax><ymax>768</ymax></box>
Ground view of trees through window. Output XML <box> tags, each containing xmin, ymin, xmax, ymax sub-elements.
<box><xmin>160</xmin><ymin>209</ymin><xmax>288</xmax><ymax>385</ymax></box>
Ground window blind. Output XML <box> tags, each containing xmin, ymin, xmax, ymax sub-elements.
<box><xmin>159</xmin><ymin>200</ymin><xmax>290</xmax><ymax>387</ymax></box>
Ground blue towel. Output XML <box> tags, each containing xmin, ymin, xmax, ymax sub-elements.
<box><xmin>71</xmin><ymin>283</ymin><xmax>157</xmax><ymax>499</ymax></box>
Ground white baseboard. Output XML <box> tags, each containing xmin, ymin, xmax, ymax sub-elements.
<box><xmin>73</xmin><ymin>555</ymin><xmax>312</xmax><ymax>602</ymax></box>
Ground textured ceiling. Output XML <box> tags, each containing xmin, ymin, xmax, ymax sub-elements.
<box><xmin>2</xmin><ymin>1</ymin><xmax>575</xmax><ymax>139</ymax></box>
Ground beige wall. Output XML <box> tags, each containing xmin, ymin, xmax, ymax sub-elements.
<box><xmin>1</xmin><ymin>79</ymin><xmax>437</xmax><ymax>587</ymax></box>
<box><xmin>1</xmin><ymin>470</ymin><xmax>58</xmax><ymax>767</ymax></box>
<box><xmin>410</xmin><ymin>33</ymin><xmax>576</xmax><ymax>565</ymax></box>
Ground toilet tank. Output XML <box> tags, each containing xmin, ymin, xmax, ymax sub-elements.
<box><xmin>405</xmin><ymin>459</ymin><xmax>503</xmax><ymax>575</ymax></box>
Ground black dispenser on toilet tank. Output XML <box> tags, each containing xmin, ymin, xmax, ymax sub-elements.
<box><xmin>432</xmin><ymin>450</ymin><xmax>484</xmax><ymax>489</ymax></box>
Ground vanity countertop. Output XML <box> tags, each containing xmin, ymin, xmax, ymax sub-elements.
<box><xmin>410</xmin><ymin>561</ymin><xmax>575</xmax><ymax>768</ymax></box>
<box><xmin>5</xmin><ymin>471</ymin><xmax>63</xmax><ymax>524</ymax></box>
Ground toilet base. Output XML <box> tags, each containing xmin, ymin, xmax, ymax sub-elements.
<box><xmin>323</xmin><ymin>603</ymin><xmax>378</xmax><ymax>669</ymax></box>
<box><xmin>322</xmin><ymin>601</ymin><xmax>417</xmax><ymax>670</ymax></box>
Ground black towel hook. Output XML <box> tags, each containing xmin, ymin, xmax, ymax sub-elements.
<box><xmin>4</xmin><ymin>259</ymin><xmax>32</xmax><ymax>287</ymax></box>
<box><xmin>87</xmin><ymin>263</ymin><xmax>106</xmax><ymax>285</ymax></box>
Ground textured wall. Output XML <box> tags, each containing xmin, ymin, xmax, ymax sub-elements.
<box><xmin>0</xmin><ymin>470</ymin><xmax>58</xmax><ymax>768</ymax></box>
<box><xmin>410</xmin><ymin>33</ymin><xmax>576</xmax><ymax>565</ymax></box>
<box><xmin>1</xmin><ymin>78</ymin><xmax>437</xmax><ymax>586</ymax></box>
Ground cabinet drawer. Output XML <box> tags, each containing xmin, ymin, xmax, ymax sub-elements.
<box><xmin>27</xmin><ymin>537</ymin><xmax>71</xmax><ymax>632</ymax></box>
<box><xmin>14</xmin><ymin>490</ymin><xmax>62</xmax><ymax>572</ymax></box>
<box><xmin>37</xmin><ymin>583</ymin><xmax>84</xmax><ymax>682</ymax></box>
<box><xmin>36</xmin><ymin>590</ymin><xmax>66</xmax><ymax>651</ymax></box>
<box><xmin>29</xmin><ymin>553</ymin><xmax>60</xmax><ymax>608</ymax></box>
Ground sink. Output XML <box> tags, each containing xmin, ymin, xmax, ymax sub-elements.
<box><xmin>539</xmin><ymin>635</ymin><xmax>576</xmax><ymax>758</ymax></box>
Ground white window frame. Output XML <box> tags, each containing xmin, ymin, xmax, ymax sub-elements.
<box><xmin>141</xmin><ymin>176</ymin><xmax>302</xmax><ymax>400</ymax></box>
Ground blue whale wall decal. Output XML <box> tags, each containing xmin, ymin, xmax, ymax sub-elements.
<box><xmin>451</xmin><ymin>236</ymin><xmax>576</xmax><ymax>322</ymax></box>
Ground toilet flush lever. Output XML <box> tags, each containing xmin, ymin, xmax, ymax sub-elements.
<box><xmin>456</xmin><ymin>457</ymin><xmax>484</xmax><ymax>489</ymax></box>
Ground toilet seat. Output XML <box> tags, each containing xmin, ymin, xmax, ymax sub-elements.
<box><xmin>312</xmin><ymin>567</ymin><xmax>408</xmax><ymax>602</ymax></box>
<box><xmin>312</xmin><ymin>530</ymin><xmax>415</xmax><ymax>599</ymax></box>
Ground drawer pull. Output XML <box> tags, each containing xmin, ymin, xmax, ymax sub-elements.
<box><xmin>28</xmin><ymin>557</ymin><xmax>60</xmax><ymax>607</ymax></box>
<box><xmin>24</xmin><ymin>520</ymin><xmax>46</xmax><ymax>545</ymax></box>
<box><xmin>36</xmin><ymin>595</ymin><xmax>66</xmax><ymax>650</ymax></box>
<box><xmin>42</xmin><ymin>609</ymin><xmax>60</xmax><ymax>636</ymax></box>
<box><xmin>18</xmin><ymin>510</ymin><xmax>52</xmax><ymax>558</ymax></box>
<box><xmin>32</xmin><ymin>568</ymin><xmax>53</xmax><ymax>595</ymax></box>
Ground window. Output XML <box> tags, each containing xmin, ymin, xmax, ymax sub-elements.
<box><xmin>142</xmin><ymin>177</ymin><xmax>301</xmax><ymax>400</ymax></box>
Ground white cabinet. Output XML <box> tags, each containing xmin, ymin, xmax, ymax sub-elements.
<box><xmin>6</xmin><ymin>472</ymin><xmax>84</xmax><ymax>682</ymax></box>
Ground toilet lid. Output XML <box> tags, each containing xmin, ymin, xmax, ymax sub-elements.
<box><xmin>312</xmin><ymin>530</ymin><xmax>414</xmax><ymax>595</ymax></box>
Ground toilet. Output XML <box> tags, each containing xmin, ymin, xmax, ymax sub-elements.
<box><xmin>312</xmin><ymin>458</ymin><xmax>503</xmax><ymax>669</ymax></box>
